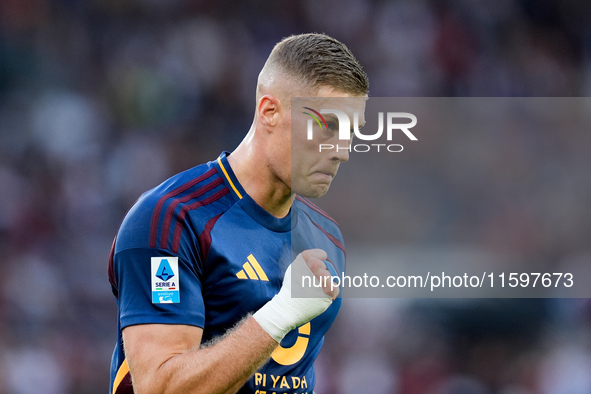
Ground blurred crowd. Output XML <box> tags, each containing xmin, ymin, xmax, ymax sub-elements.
<box><xmin>1</xmin><ymin>0</ymin><xmax>591</xmax><ymax>393</ymax></box>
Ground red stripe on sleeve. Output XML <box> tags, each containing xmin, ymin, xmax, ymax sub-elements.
<box><xmin>149</xmin><ymin>168</ymin><xmax>217</xmax><ymax>248</ymax></box>
<box><xmin>295</xmin><ymin>195</ymin><xmax>339</xmax><ymax>226</ymax></box>
<box><xmin>171</xmin><ymin>188</ymin><xmax>230</xmax><ymax>254</ymax></box>
<box><xmin>197</xmin><ymin>213</ymin><xmax>223</xmax><ymax>263</ymax></box>
<box><xmin>159</xmin><ymin>177</ymin><xmax>224</xmax><ymax>249</ymax></box>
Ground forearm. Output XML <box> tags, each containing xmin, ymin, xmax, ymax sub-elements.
<box><xmin>125</xmin><ymin>251</ymin><xmax>337</xmax><ymax>394</ymax></box>
<box><xmin>128</xmin><ymin>317</ymin><xmax>277</xmax><ymax>394</ymax></box>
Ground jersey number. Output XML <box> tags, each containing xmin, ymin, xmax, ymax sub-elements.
<box><xmin>271</xmin><ymin>322</ymin><xmax>311</xmax><ymax>365</ymax></box>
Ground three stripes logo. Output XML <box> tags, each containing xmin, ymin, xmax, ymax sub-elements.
<box><xmin>236</xmin><ymin>254</ymin><xmax>269</xmax><ymax>281</ymax></box>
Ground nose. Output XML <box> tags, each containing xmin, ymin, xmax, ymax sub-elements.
<box><xmin>330</xmin><ymin>141</ymin><xmax>350</xmax><ymax>163</ymax></box>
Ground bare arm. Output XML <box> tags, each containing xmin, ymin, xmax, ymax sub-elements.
<box><xmin>123</xmin><ymin>316</ymin><xmax>277</xmax><ymax>394</ymax></box>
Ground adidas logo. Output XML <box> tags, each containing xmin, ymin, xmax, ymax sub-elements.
<box><xmin>236</xmin><ymin>254</ymin><xmax>269</xmax><ymax>281</ymax></box>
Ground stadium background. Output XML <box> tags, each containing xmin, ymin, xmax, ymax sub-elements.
<box><xmin>1</xmin><ymin>0</ymin><xmax>591</xmax><ymax>392</ymax></box>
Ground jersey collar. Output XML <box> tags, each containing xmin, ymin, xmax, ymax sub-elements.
<box><xmin>215</xmin><ymin>152</ymin><xmax>295</xmax><ymax>232</ymax></box>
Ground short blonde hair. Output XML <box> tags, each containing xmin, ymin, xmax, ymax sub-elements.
<box><xmin>267</xmin><ymin>33</ymin><xmax>369</xmax><ymax>96</ymax></box>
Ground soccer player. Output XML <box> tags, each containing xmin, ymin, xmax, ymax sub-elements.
<box><xmin>108</xmin><ymin>33</ymin><xmax>368</xmax><ymax>394</ymax></box>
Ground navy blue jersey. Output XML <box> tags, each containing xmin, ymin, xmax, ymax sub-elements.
<box><xmin>108</xmin><ymin>152</ymin><xmax>346</xmax><ymax>394</ymax></box>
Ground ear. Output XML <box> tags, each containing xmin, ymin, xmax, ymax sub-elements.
<box><xmin>257</xmin><ymin>94</ymin><xmax>281</xmax><ymax>128</ymax></box>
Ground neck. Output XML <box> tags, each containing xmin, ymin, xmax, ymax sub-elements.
<box><xmin>227</xmin><ymin>128</ymin><xmax>294</xmax><ymax>218</ymax></box>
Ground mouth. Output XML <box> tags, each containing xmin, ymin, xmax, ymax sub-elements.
<box><xmin>313</xmin><ymin>170</ymin><xmax>337</xmax><ymax>182</ymax></box>
<box><xmin>318</xmin><ymin>170</ymin><xmax>336</xmax><ymax>177</ymax></box>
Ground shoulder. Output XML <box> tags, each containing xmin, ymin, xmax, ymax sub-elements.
<box><xmin>115</xmin><ymin>160</ymin><xmax>235</xmax><ymax>253</ymax></box>
<box><xmin>295</xmin><ymin>195</ymin><xmax>340</xmax><ymax>227</ymax></box>
<box><xmin>294</xmin><ymin>195</ymin><xmax>344</xmax><ymax>243</ymax></box>
<box><xmin>294</xmin><ymin>195</ymin><xmax>346</xmax><ymax>275</ymax></box>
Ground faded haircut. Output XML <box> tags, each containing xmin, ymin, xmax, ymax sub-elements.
<box><xmin>268</xmin><ymin>33</ymin><xmax>369</xmax><ymax>96</ymax></box>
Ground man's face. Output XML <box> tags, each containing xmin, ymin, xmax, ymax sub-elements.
<box><xmin>288</xmin><ymin>87</ymin><xmax>367</xmax><ymax>198</ymax></box>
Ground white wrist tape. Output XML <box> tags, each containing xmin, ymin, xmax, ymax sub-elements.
<box><xmin>253</xmin><ymin>253</ymin><xmax>333</xmax><ymax>342</ymax></box>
